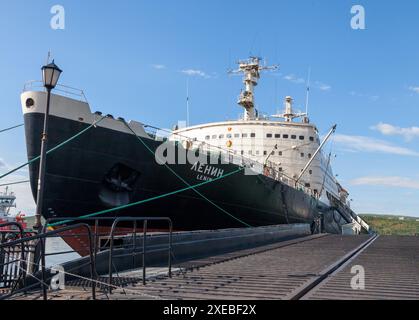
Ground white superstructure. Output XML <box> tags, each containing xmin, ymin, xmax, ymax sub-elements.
<box><xmin>0</xmin><ymin>187</ymin><xmax>16</xmax><ymax>220</ymax></box>
<box><xmin>170</xmin><ymin>57</ymin><xmax>349</xmax><ymax>206</ymax></box>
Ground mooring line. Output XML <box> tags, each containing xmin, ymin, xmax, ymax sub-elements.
<box><xmin>48</xmin><ymin>167</ymin><xmax>245</xmax><ymax>227</ymax></box>
<box><xmin>0</xmin><ymin>180</ymin><xmax>30</xmax><ymax>187</ymax></box>
<box><xmin>0</xmin><ymin>116</ymin><xmax>106</xmax><ymax>181</ymax></box>
<box><xmin>0</xmin><ymin>123</ymin><xmax>24</xmax><ymax>134</ymax></box>
<box><xmin>121</xmin><ymin>120</ymin><xmax>252</xmax><ymax>228</ymax></box>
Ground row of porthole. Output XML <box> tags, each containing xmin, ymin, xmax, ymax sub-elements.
<box><xmin>205</xmin><ymin>133</ymin><xmax>316</xmax><ymax>142</ymax></box>
<box><xmin>229</xmin><ymin>149</ymin><xmax>312</xmax><ymax>159</ymax></box>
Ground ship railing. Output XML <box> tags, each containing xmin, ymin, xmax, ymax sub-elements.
<box><xmin>44</xmin><ymin>216</ymin><xmax>173</xmax><ymax>294</ymax></box>
<box><xmin>23</xmin><ymin>80</ymin><xmax>89</xmax><ymax>103</ymax></box>
<box><xmin>0</xmin><ymin>223</ymin><xmax>96</xmax><ymax>301</ymax></box>
<box><xmin>175</xmin><ymin>138</ymin><xmax>316</xmax><ymax>197</ymax></box>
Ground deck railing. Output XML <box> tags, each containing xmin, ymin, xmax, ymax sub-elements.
<box><xmin>23</xmin><ymin>80</ymin><xmax>88</xmax><ymax>103</ymax></box>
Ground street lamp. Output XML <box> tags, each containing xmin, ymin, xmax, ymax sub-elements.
<box><xmin>33</xmin><ymin>60</ymin><xmax>62</xmax><ymax>231</ymax></box>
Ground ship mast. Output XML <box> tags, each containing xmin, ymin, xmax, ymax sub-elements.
<box><xmin>271</xmin><ymin>96</ymin><xmax>308</xmax><ymax>122</ymax></box>
<box><xmin>229</xmin><ymin>57</ymin><xmax>278</xmax><ymax>121</ymax></box>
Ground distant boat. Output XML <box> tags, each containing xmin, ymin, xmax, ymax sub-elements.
<box><xmin>0</xmin><ymin>187</ymin><xmax>27</xmax><ymax>231</ymax></box>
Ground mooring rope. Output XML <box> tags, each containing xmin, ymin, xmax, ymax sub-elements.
<box><xmin>121</xmin><ymin>120</ymin><xmax>252</xmax><ymax>228</ymax></box>
<box><xmin>0</xmin><ymin>114</ymin><xmax>248</xmax><ymax>228</ymax></box>
<box><xmin>0</xmin><ymin>180</ymin><xmax>30</xmax><ymax>187</ymax></box>
<box><xmin>0</xmin><ymin>124</ymin><xmax>24</xmax><ymax>134</ymax></box>
<box><xmin>48</xmin><ymin>167</ymin><xmax>245</xmax><ymax>227</ymax></box>
<box><xmin>0</xmin><ymin>116</ymin><xmax>106</xmax><ymax>181</ymax></box>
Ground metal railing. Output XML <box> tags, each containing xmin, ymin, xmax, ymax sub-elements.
<box><xmin>44</xmin><ymin>217</ymin><xmax>173</xmax><ymax>293</ymax></box>
<box><xmin>172</xmin><ymin>137</ymin><xmax>315</xmax><ymax>196</ymax></box>
<box><xmin>0</xmin><ymin>223</ymin><xmax>96</xmax><ymax>300</ymax></box>
<box><xmin>108</xmin><ymin>217</ymin><xmax>173</xmax><ymax>292</ymax></box>
<box><xmin>143</xmin><ymin>123</ymin><xmax>316</xmax><ymax>197</ymax></box>
<box><xmin>0</xmin><ymin>223</ymin><xmax>28</xmax><ymax>295</ymax></box>
<box><xmin>23</xmin><ymin>80</ymin><xmax>88</xmax><ymax>103</ymax></box>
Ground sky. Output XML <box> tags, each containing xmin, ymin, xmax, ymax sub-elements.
<box><xmin>0</xmin><ymin>0</ymin><xmax>418</xmax><ymax>217</ymax></box>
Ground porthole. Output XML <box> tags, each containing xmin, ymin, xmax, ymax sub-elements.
<box><xmin>26</xmin><ymin>98</ymin><xmax>35</xmax><ymax>108</ymax></box>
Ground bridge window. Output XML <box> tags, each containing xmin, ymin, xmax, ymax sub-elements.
<box><xmin>278</xmin><ymin>151</ymin><xmax>283</xmax><ymax>156</ymax></box>
<box><xmin>264</xmin><ymin>151</ymin><xmax>268</xmax><ymax>156</ymax></box>
<box><xmin>205</xmin><ymin>136</ymin><xmax>210</xmax><ymax>140</ymax></box>
<box><xmin>283</xmin><ymin>134</ymin><xmax>289</xmax><ymax>139</ymax></box>
<box><xmin>267</xmin><ymin>134</ymin><xmax>273</xmax><ymax>138</ymax></box>
<box><xmin>278</xmin><ymin>167</ymin><xmax>283</xmax><ymax>172</ymax></box>
<box><xmin>309</xmin><ymin>170</ymin><xmax>313</xmax><ymax>175</ymax></box>
<box><xmin>291</xmin><ymin>135</ymin><xmax>297</xmax><ymax>140</ymax></box>
<box><xmin>212</xmin><ymin>135</ymin><xmax>217</xmax><ymax>139</ymax></box>
<box><xmin>242</xmin><ymin>134</ymin><xmax>248</xmax><ymax>138</ymax></box>
<box><xmin>219</xmin><ymin>134</ymin><xmax>224</xmax><ymax>139</ymax></box>
<box><xmin>309</xmin><ymin>137</ymin><xmax>314</xmax><ymax>142</ymax></box>
<box><xmin>299</xmin><ymin>136</ymin><xmax>305</xmax><ymax>140</ymax></box>
<box><xmin>234</xmin><ymin>134</ymin><xmax>240</xmax><ymax>138</ymax></box>
<box><xmin>275</xmin><ymin>134</ymin><xmax>281</xmax><ymax>138</ymax></box>
<box><xmin>241</xmin><ymin>150</ymin><xmax>244</xmax><ymax>155</ymax></box>
<box><xmin>308</xmin><ymin>154</ymin><xmax>312</xmax><ymax>159</ymax></box>
<box><xmin>301</xmin><ymin>153</ymin><xmax>305</xmax><ymax>157</ymax></box>
<box><xmin>251</xmin><ymin>133</ymin><xmax>256</xmax><ymax>138</ymax></box>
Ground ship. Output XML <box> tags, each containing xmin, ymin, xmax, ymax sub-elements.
<box><xmin>20</xmin><ymin>57</ymin><xmax>370</xmax><ymax>251</ymax></box>
<box><xmin>0</xmin><ymin>187</ymin><xmax>27</xmax><ymax>232</ymax></box>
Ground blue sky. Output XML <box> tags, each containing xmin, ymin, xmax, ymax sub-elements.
<box><xmin>0</xmin><ymin>0</ymin><xmax>418</xmax><ymax>217</ymax></box>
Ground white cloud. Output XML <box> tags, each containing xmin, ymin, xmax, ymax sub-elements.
<box><xmin>349</xmin><ymin>91</ymin><xmax>379</xmax><ymax>101</ymax></box>
<box><xmin>283</xmin><ymin>74</ymin><xmax>305</xmax><ymax>84</ymax></box>
<box><xmin>334</xmin><ymin>134</ymin><xmax>419</xmax><ymax>157</ymax></box>
<box><xmin>283</xmin><ymin>74</ymin><xmax>331</xmax><ymax>91</ymax></box>
<box><xmin>408</xmin><ymin>86</ymin><xmax>419</xmax><ymax>94</ymax></box>
<box><xmin>371</xmin><ymin>123</ymin><xmax>419</xmax><ymax>141</ymax></box>
<box><xmin>314</xmin><ymin>81</ymin><xmax>331</xmax><ymax>91</ymax></box>
<box><xmin>152</xmin><ymin>64</ymin><xmax>166</xmax><ymax>70</ymax></box>
<box><xmin>351</xmin><ymin>176</ymin><xmax>419</xmax><ymax>190</ymax></box>
<box><xmin>181</xmin><ymin>69</ymin><xmax>210</xmax><ymax>78</ymax></box>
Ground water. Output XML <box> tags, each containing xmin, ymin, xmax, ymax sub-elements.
<box><xmin>45</xmin><ymin>237</ymin><xmax>81</xmax><ymax>267</ymax></box>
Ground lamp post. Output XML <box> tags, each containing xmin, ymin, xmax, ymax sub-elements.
<box><xmin>33</xmin><ymin>60</ymin><xmax>62</xmax><ymax>231</ymax></box>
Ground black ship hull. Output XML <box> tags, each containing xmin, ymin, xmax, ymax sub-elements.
<box><xmin>24</xmin><ymin>113</ymin><xmax>354</xmax><ymax>234</ymax></box>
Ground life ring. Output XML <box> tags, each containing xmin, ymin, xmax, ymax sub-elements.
<box><xmin>226</xmin><ymin>140</ymin><xmax>233</xmax><ymax>148</ymax></box>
